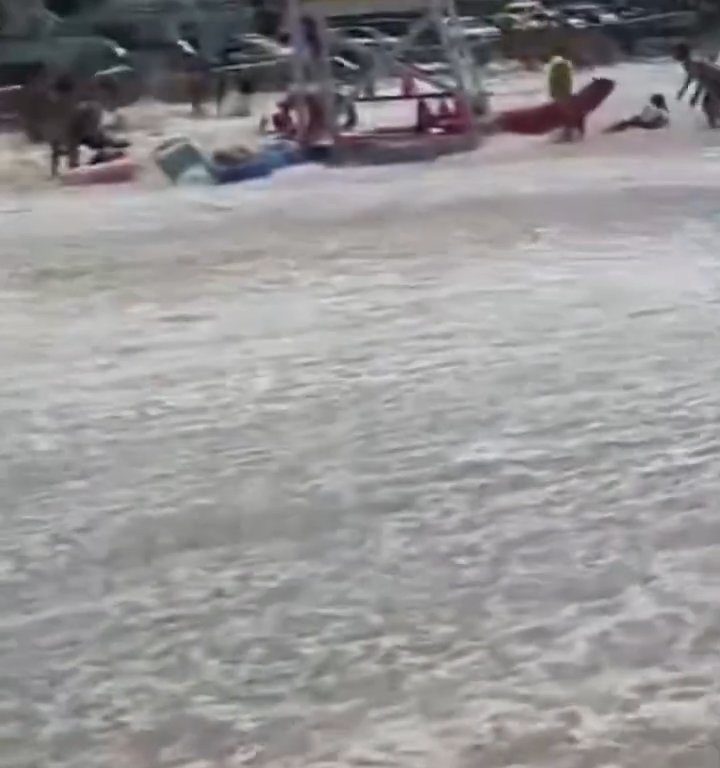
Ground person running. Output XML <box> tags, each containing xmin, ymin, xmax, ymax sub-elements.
<box><xmin>547</xmin><ymin>48</ymin><xmax>576</xmax><ymax>140</ymax></box>
<box><xmin>604</xmin><ymin>93</ymin><xmax>669</xmax><ymax>133</ymax></box>
<box><xmin>674</xmin><ymin>42</ymin><xmax>720</xmax><ymax>128</ymax></box>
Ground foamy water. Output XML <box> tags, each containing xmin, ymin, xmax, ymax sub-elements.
<box><xmin>2</xmin><ymin>61</ymin><xmax>720</xmax><ymax>768</ymax></box>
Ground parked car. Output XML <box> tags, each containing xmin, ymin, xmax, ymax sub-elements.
<box><xmin>455</xmin><ymin>16</ymin><xmax>503</xmax><ymax>41</ymax></box>
<box><xmin>369</xmin><ymin>15</ymin><xmax>421</xmax><ymax>36</ymax></box>
<box><xmin>221</xmin><ymin>33</ymin><xmax>291</xmax><ymax>63</ymax></box>
<box><xmin>215</xmin><ymin>33</ymin><xmax>292</xmax><ymax>91</ymax></box>
<box><xmin>607</xmin><ymin>2</ymin><xmax>645</xmax><ymax>18</ymax></box>
<box><xmin>522</xmin><ymin>10</ymin><xmax>563</xmax><ymax>28</ymax></box>
<box><xmin>331</xmin><ymin>14</ymin><xmax>420</xmax><ymax>37</ymax></box>
<box><xmin>560</xmin><ymin>3</ymin><xmax>620</xmax><ymax>25</ymax></box>
<box><xmin>124</xmin><ymin>38</ymin><xmax>200</xmax><ymax>74</ymax></box>
<box><xmin>332</xmin><ymin>25</ymin><xmax>399</xmax><ymax>47</ymax></box>
<box><xmin>54</xmin><ymin>16</ymin><xmax>204</xmax><ymax>77</ymax></box>
<box><xmin>0</xmin><ymin>34</ymin><xmax>130</xmax><ymax>86</ymax></box>
<box><xmin>491</xmin><ymin>1</ymin><xmax>546</xmax><ymax>30</ymax></box>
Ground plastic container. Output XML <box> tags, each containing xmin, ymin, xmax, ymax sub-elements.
<box><xmin>154</xmin><ymin>139</ymin><xmax>209</xmax><ymax>183</ymax></box>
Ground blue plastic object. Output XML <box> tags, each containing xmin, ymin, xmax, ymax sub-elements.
<box><xmin>202</xmin><ymin>140</ymin><xmax>322</xmax><ymax>186</ymax></box>
<box><xmin>211</xmin><ymin>158</ymin><xmax>273</xmax><ymax>185</ymax></box>
<box><xmin>261</xmin><ymin>141</ymin><xmax>307</xmax><ymax>169</ymax></box>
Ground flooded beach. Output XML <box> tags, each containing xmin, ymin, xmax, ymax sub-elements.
<box><xmin>2</xmin><ymin>61</ymin><xmax>720</xmax><ymax>768</ymax></box>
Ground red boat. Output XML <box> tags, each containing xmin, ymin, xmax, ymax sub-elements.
<box><xmin>60</xmin><ymin>157</ymin><xmax>138</xmax><ymax>186</ymax></box>
<box><xmin>495</xmin><ymin>78</ymin><xmax>615</xmax><ymax>136</ymax></box>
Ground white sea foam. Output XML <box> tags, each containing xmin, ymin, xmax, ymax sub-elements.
<box><xmin>1</xmin><ymin>60</ymin><xmax>720</xmax><ymax>768</ymax></box>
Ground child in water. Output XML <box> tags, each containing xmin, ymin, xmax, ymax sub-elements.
<box><xmin>604</xmin><ymin>93</ymin><xmax>669</xmax><ymax>133</ymax></box>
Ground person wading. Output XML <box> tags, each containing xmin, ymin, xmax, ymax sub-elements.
<box><xmin>45</xmin><ymin>75</ymin><xmax>129</xmax><ymax>177</ymax></box>
<box><xmin>547</xmin><ymin>48</ymin><xmax>575</xmax><ymax>141</ymax></box>
<box><xmin>674</xmin><ymin>42</ymin><xmax>720</xmax><ymax>128</ymax></box>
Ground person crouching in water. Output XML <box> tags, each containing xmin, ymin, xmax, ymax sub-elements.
<box><xmin>47</xmin><ymin>75</ymin><xmax>129</xmax><ymax>177</ymax></box>
<box><xmin>604</xmin><ymin>93</ymin><xmax>669</xmax><ymax>133</ymax></box>
<box><xmin>547</xmin><ymin>48</ymin><xmax>576</xmax><ymax>141</ymax></box>
<box><xmin>674</xmin><ymin>42</ymin><xmax>720</xmax><ymax>128</ymax></box>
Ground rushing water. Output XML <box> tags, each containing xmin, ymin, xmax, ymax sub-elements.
<box><xmin>3</xmin><ymin>62</ymin><xmax>720</xmax><ymax>768</ymax></box>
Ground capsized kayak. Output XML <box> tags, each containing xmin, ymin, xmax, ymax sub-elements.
<box><xmin>495</xmin><ymin>78</ymin><xmax>615</xmax><ymax>136</ymax></box>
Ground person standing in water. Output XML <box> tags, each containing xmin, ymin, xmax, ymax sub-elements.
<box><xmin>674</xmin><ymin>42</ymin><xmax>720</xmax><ymax>127</ymax></box>
<box><xmin>46</xmin><ymin>75</ymin><xmax>129</xmax><ymax>177</ymax></box>
<box><xmin>547</xmin><ymin>48</ymin><xmax>576</xmax><ymax>141</ymax></box>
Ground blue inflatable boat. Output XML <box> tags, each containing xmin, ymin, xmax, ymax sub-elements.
<box><xmin>154</xmin><ymin>138</ymin><xmax>318</xmax><ymax>187</ymax></box>
<box><xmin>212</xmin><ymin>157</ymin><xmax>273</xmax><ymax>184</ymax></box>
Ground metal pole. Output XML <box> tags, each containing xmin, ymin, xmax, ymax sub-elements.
<box><xmin>430</xmin><ymin>0</ymin><xmax>476</xmax><ymax>126</ymax></box>
<box><xmin>286</xmin><ymin>0</ymin><xmax>309</xmax><ymax>142</ymax></box>
<box><xmin>313</xmin><ymin>11</ymin><xmax>339</xmax><ymax>143</ymax></box>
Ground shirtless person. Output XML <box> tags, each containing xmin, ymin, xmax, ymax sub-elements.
<box><xmin>674</xmin><ymin>42</ymin><xmax>720</xmax><ymax>128</ymax></box>
<box><xmin>47</xmin><ymin>76</ymin><xmax>129</xmax><ymax>177</ymax></box>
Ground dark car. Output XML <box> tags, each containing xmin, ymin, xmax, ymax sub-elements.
<box><xmin>215</xmin><ymin>33</ymin><xmax>292</xmax><ymax>89</ymax></box>
<box><xmin>0</xmin><ymin>35</ymin><xmax>131</xmax><ymax>86</ymax></box>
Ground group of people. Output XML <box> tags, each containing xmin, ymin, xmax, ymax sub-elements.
<box><xmin>545</xmin><ymin>42</ymin><xmax>720</xmax><ymax>141</ymax></box>
<box><xmin>28</xmin><ymin>66</ymin><xmax>260</xmax><ymax>177</ymax></box>
<box><xmin>23</xmin><ymin>36</ymin><xmax>720</xmax><ymax>177</ymax></box>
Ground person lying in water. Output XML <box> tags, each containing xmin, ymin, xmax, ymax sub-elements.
<box><xmin>604</xmin><ymin>93</ymin><xmax>669</xmax><ymax>133</ymax></box>
<box><xmin>674</xmin><ymin>42</ymin><xmax>720</xmax><ymax>128</ymax></box>
<box><xmin>48</xmin><ymin>75</ymin><xmax>130</xmax><ymax>176</ymax></box>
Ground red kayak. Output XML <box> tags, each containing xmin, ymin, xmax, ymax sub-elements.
<box><xmin>60</xmin><ymin>157</ymin><xmax>138</xmax><ymax>186</ymax></box>
<box><xmin>495</xmin><ymin>78</ymin><xmax>615</xmax><ymax>136</ymax></box>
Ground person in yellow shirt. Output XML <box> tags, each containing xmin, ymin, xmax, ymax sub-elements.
<box><xmin>547</xmin><ymin>48</ymin><xmax>575</xmax><ymax>141</ymax></box>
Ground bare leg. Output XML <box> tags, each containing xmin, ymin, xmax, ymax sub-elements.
<box><xmin>604</xmin><ymin>117</ymin><xmax>646</xmax><ymax>133</ymax></box>
<box><xmin>703</xmin><ymin>93</ymin><xmax>719</xmax><ymax>128</ymax></box>
<box><xmin>575</xmin><ymin>116</ymin><xmax>586</xmax><ymax>140</ymax></box>
<box><xmin>50</xmin><ymin>141</ymin><xmax>62</xmax><ymax>177</ymax></box>
<box><xmin>604</xmin><ymin>119</ymin><xmax>633</xmax><ymax>133</ymax></box>
<box><xmin>67</xmin><ymin>141</ymin><xmax>80</xmax><ymax>169</ymax></box>
<box><xmin>215</xmin><ymin>74</ymin><xmax>227</xmax><ymax>116</ymax></box>
<box><xmin>555</xmin><ymin>98</ymin><xmax>574</xmax><ymax>142</ymax></box>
